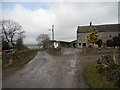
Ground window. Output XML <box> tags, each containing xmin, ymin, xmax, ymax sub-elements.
<box><xmin>79</xmin><ymin>43</ymin><xmax>81</xmax><ymax>46</ymax></box>
<box><xmin>109</xmin><ymin>35</ymin><xmax>112</xmax><ymax>38</ymax></box>
<box><xmin>83</xmin><ymin>43</ymin><xmax>86</xmax><ymax>47</ymax></box>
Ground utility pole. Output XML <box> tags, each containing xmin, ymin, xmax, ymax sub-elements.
<box><xmin>52</xmin><ymin>25</ymin><xmax>54</xmax><ymax>41</ymax></box>
<box><xmin>49</xmin><ymin>25</ymin><xmax>55</xmax><ymax>41</ymax></box>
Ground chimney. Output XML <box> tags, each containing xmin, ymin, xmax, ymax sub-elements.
<box><xmin>90</xmin><ymin>21</ymin><xmax>92</xmax><ymax>26</ymax></box>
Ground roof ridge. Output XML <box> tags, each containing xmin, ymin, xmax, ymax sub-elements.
<box><xmin>78</xmin><ymin>23</ymin><xmax>119</xmax><ymax>27</ymax></box>
<box><xmin>77</xmin><ymin>24</ymin><xmax>120</xmax><ymax>32</ymax></box>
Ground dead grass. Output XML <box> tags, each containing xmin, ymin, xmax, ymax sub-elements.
<box><xmin>4</xmin><ymin>67</ymin><xmax>19</xmax><ymax>72</ymax></box>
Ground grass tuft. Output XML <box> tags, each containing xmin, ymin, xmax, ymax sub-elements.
<box><xmin>46</xmin><ymin>50</ymin><xmax>62</xmax><ymax>56</ymax></box>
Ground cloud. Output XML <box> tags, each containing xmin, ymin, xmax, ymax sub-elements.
<box><xmin>2</xmin><ymin>2</ymin><xmax>118</xmax><ymax>44</ymax></box>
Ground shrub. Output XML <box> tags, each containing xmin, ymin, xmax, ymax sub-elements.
<box><xmin>95</xmin><ymin>39</ymin><xmax>102</xmax><ymax>47</ymax></box>
<box><xmin>87</xmin><ymin>45</ymin><xmax>93</xmax><ymax>48</ymax></box>
<box><xmin>96</xmin><ymin>55</ymin><xmax>120</xmax><ymax>87</ymax></box>
<box><xmin>87</xmin><ymin>64</ymin><xmax>115</xmax><ymax>88</ymax></box>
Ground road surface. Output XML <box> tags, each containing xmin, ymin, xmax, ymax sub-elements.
<box><xmin>3</xmin><ymin>48</ymin><xmax>101</xmax><ymax>88</ymax></box>
<box><xmin>0</xmin><ymin>58</ymin><xmax>2</xmax><ymax>89</ymax></box>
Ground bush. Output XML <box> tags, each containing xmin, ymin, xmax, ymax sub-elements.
<box><xmin>96</xmin><ymin>39</ymin><xmax>102</xmax><ymax>47</ymax></box>
<box><xmin>87</xmin><ymin>45</ymin><xmax>93</xmax><ymax>48</ymax></box>
<box><xmin>96</xmin><ymin>55</ymin><xmax>120</xmax><ymax>87</ymax></box>
<box><xmin>106</xmin><ymin>40</ymin><xmax>113</xmax><ymax>47</ymax></box>
<box><xmin>46</xmin><ymin>48</ymin><xmax>62</xmax><ymax>55</ymax></box>
<box><xmin>87</xmin><ymin>64</ymin><xmax>115</xmax><ymax>88</ymax></box>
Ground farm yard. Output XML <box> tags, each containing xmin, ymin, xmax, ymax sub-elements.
<box><xmin>1</xmin><ymin>1</ymin><xmax>120</xmax><ymax>89</ymax></box>
<box><xmin>27</xmin><ymin>45</ymin><xmax>43</xmax><ymax>50</ymax></box>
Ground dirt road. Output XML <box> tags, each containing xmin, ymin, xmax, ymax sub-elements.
<box><xmin>3</xmin><ymin>48</ymin><xmax>101</xmax><ymax>88</ymax></box>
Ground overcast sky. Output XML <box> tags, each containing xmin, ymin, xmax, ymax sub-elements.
<box><xmin>1</xmin><ymin>1</ymin><xmax>118</xmax><ymax>44</ymax></box>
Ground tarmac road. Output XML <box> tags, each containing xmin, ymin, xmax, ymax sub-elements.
<box><xmin>3</xmin><ymin>48</ymin><xmax>101</xmax><ymax>88</ymax></box>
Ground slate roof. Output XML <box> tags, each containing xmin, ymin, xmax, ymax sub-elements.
<box><xmin>77</xmin><ymin>24</ymin><xmax>120</xmax><ymax>33</ymax></box>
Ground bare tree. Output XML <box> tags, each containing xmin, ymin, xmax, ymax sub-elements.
<box><xmin>36</xmin><ymin>34</ymin><xmax>49</xmax><ymax>49</ymax></box>
<box><xmin>0</xmin><ymin>20</ymin><xmax>25</xmax><ymax>48</ymax></box>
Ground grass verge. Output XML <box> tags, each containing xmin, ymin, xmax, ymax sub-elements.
<box><xmin>80</xmin><ymin>52</ymin><xmax>113</xmax><ymax>56</ymax></box>
<box><xmin>13</xmin><ymin>51</ymin><xmax>38</xmax><ymax>67</ymax></box>
<box><xmin>3</xmin><ymin>50</ymin><xmax>39</xmax><ymax>72</ymax></box>
<box><xmin>46</xmin><ymin>50</ymin><xmax>62</xmax><ymax>56</ymax></box>
<box><xmin>86</xmin><ymin>64</ymin><xmax>116</xmax><ymax>88</ymax></box>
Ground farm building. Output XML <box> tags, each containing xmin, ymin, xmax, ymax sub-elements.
<box><xmin>76</xmin><ymin>22</ymin><xmax>120</xmax><ymax>48</ymax></box>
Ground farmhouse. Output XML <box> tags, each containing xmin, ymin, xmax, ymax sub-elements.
<box><xmin>76</xmin><ymin>22</ymin><xmax>120</xmax><ymax>48</ymax></box>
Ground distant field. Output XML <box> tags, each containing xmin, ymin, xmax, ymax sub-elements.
<box><xmin>27</xmin><ymin>45</ymin><xmax>43</xmax><ymax>49</ymax></box>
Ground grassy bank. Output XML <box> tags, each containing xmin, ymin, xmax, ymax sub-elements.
<box><xmin>13</xmin><ymin>50</ymin><xmax>38</xmax><ymax>67</ymax></box>
<box><xmin>3</xmin><ymin>50</ymin><xmax>39</xmax><ymax>72</ymax></box>
<box><xmin>46</xmin><ymin>50</ymin><xmax>62</xmax><ymax>56</ymax></box>
<box><xmin>80</xmin><ymin>52</ymin><xmax>113</xmax><ymax>56</ymax></box>
<box><xmin>86</xmin><ymin>64</ymin><xmax>116</xmax><ymax>88</ymax></box>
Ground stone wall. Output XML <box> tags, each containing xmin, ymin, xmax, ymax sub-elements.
<box><xmin>82</xmin><ymin>47</ymin><xmax>115</xmax><ymax>54</ymax></box>
<box><xmin>113</xmin><ymin>50</ymin><xmax>120</xmax><ymax>64</ymax></box>
<box><xmin>82</xmin><ymin>47</ymin><xmax>120</xmax><ymax>64</ymax></box>
<box><xmin>98</xmin><ymin>32</ymin><xmax>119</xmax><ymax>42</ymax></box>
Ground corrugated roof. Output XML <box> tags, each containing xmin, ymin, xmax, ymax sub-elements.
<box><xmin>77</xmin><ymin>24</ymin><xmax>120</xmax><ymax>33</ymax></box>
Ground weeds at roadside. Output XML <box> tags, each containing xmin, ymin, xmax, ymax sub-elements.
<box><xmin>87</xmin><ymin>64</ymin><xmax>116</xmax><ymax>88</ymax></box>
<box><xmin>3</xmin><ymin>50</ymin><xmax>40</xmax><ymax>72</ymax></box>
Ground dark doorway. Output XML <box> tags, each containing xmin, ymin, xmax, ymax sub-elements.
<box><xmin>83</xmin><ymin>43</ymin><xmax>86</xmax><ymax>47</ymax></box>
<box><xmin>73</xmin><ymin>43</ymin><xmax>76</xmax><ymax>48</ymax></box>
<box><xmin>79</xmin><ymin>43</ymin><xmax>81</xmax><ymax>46</ymax></box>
